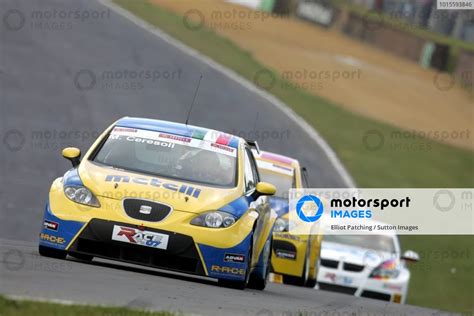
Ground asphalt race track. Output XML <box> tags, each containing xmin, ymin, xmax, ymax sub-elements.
<box><xmin>0</xmin><ymin>0</ymin><xmax>440</xmax><ymax>315</ymax></box>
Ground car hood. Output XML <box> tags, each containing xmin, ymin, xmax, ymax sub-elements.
<box><xmin>77</xmin><ymin>161</ymin><xmax>242</xmax><ymax>214</ymax></box>
<box><xmin>321</xmin><ymin>241</ymin><xmax>395</xmax><ymax>267</ymax></box>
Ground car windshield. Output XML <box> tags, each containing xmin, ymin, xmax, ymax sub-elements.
<box><xmin>257</xmin><ymin>161</ymin><xmax>294</xmax><ymax>198</ymax></box>
<box><xmin>324</xmin><ymin>235</ymin><xmax>396</xmax><ymax>253</ymax></box>
<box><xmin>92</xmin><ymin>127</ymin><xmax>237</xmax><ymax>187</ymax></box>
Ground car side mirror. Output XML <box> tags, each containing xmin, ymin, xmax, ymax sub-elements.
<box><xmin>254</xmin><ymin>182</ymin><xmax>276</xmax><ymax>198</ymax></box>
<box><xmin>62</xmin><ymin>147</ymin><xmax>81</xmax><ymax>167</ymax></box>
<box><xmin>401</xmin><ymin>250</ymin><xmax>420</xmax><ymax>263</ymax></box>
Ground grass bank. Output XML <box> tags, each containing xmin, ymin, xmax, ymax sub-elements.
<box><xmin>0</xmin><ymin>296</ymin><xmax>173</xmax><ymax>316</ymax></box>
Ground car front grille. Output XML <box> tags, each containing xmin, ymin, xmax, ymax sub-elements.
<box><xmin>343</xmin><ymin>262</ymin><xmax>365</xmax><ymax>272</ymax></box>
<box><xmin>361</xmin><ymin>290</ymin><xmax>391</xmax><ymax>301</ymax></box>
<box><xmin>318</xmin><ymin>282</ymin><xmax>357</xmax><ymax>295</ymax></box>
<box><xmin>320</xmin><ymin>258</ymin><xmax>339</xmax><ymax>268</ymax></box>
<box><xmin>122</xmin><ymin>198</ymin><xmax>172</xmax><ymax>222</ymax></box>
<box><xmin>68</xmin><ymin>219</ymin><xmax>205</xmax><ymax>275</ymax></box>
<box><xmin>273</xmin><ymin>240</ymin><xmax>297</xmax><ymax>260</ymax></box>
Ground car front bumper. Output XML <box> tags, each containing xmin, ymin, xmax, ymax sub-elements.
<box><xmin>317</xmin><ymin>265</ymin><xmax>408</xmax><ymax>304</ymax></box>
<box><xmin>270</xmin><ymin>232</ymin><xmax>307</xmax><ymax>277</ymax></box>
<box><xmin>39</xmin><ymin>196</ymin><xmax>254</xmax><ymax>281</ymax></box>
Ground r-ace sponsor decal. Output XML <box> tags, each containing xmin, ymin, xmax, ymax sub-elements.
<box><xmin>40</xmin><ymin>233</ymin><xmax>65</xmax><ymax>244</ymax></box>
<box><xmin>111</xmin><ymin>225</ymin><xmax>169</xmax><ymax>250</ymax></box>
<box><xmin>224</xmin><ymin>253</ymin><xmax>245</xmax><ymax>263</ymax></box>
<box><xmin>211</xmin><ymin>265</ymin><xmax>245</xmax><ymax>276</ymax></box>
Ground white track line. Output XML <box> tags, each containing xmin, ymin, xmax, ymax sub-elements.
<box><xmin>98</xmin><ymin>0</ymin><xmax>356</xmax><ymax>188</ymax></box>
<box><xmin>6</xmin><ymin>295</ymin><xmax>82</xmax><ymax>306</ymax></box>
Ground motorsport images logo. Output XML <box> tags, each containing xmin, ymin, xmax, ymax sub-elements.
<box><xmin>296</xmin><ymin>195</ymin><xmax>324</xmax><ymax>222</ymax></box>
<box><xmin>290</xmin><ymin>189</ymin><xmax>474</xmax><ymax>235</ymax></box>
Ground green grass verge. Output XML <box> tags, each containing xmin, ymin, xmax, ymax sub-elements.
<box><xmin>113</xmin><ymin>0</ymin><xmax>473</xmax><ymax>313</ymax></box>
<box><xmin>399</xmin><ymin>235</ymin><xmax>474</xmax><ymax>314</ymax></box>
<box><xmin>0</xmin><ymin>296</ymin><xmax>173</xmax><ymax>316</ymax></box>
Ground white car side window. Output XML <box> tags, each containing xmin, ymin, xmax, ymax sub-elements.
<box><xmin>244</xmin><ymin>148</ymin><xmax>256</xmax><ymax>192</ymax></box>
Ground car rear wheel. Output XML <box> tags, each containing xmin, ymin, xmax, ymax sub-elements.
<box><xmin>283</xmin><ymin>243</ymin><xmax>310</xmax><ymax>286</ymax></box>
<box><xmin>38</xmin><ymin>245</ymin><xmax>67</xmax><ymax>259</ymax></box>
<box><xmin>305</xmin><ymin>277</ymin><xmax>317</xmax><ymax>288</ymax></box>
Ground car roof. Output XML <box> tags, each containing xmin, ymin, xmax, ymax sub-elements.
<box><xmin>115</xmin><ymin>117</ymin><xmax>243</xmax><ymax>149</ymax></box>
<box><xmin>254</xmin><ymin>150</ymin><xmax>300</xmax><ymax>169</ymax></box>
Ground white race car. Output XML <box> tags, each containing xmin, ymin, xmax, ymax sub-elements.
<box><xmin>316</xmin><ymin>227</ymin><xmax>419</xmax><ymax>304</ymax></box>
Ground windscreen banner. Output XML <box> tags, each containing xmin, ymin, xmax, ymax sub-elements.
<box><xmin>289</xmin><ymin>189</ymin><xmax>473</xmax><ymax>235</ymax></box>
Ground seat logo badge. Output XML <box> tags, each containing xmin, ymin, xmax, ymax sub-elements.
<box><xmin>139</xmin><ymin>205</ymin><xmax>152</xmax><ymax>215</ymax></box>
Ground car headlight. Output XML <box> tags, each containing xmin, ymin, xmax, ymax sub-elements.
<box><xmin>273</xmin><ymin>218</ymin><xmax>288</xmax><ymax>232</ymax></box>
<box><xmin>64</xmin><ymin>185</ymin><xmax>100</xmax><ymax>208</ymax></box>
<box><xmin>369</xmin><ymin>259</ymin><xmax>400</xmax><ymax>280</ymax></box>
<box><xmin>190</xmin><ymin>211</ymin><xmax>237</xmax><ymax>228</ymax></box>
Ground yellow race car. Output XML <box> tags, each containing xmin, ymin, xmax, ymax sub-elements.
<box><xmin>254</xmin><ymin>151</ymin><xmax>322</xmax><ymax>287</ymax></box>
<box><xmin>38</xmin><ymin>117</ymin><xmax>277</xmax><ymax>290</ymax></box>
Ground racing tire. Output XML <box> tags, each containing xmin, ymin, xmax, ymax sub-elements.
<box><xmin>69</xmin><ymin>252</ymin><xmax>94</xmax><ymax>261</ymax></box>
<box><xmin>38</xmin><ymin>245</ymin><xmax>67</xmax><ymax>259</ymax></box>
<box><xmin>305</xmin><ymin>277</ymin><xmax>317</xmax><ymax>288</ymax></box>
<box><xmin>283</xmin><ymin>244</ymin><xmax>310</xmax><ymax>286</ymax></box>
<box><xmin>282</xmin><ymin>274</ymin><xmax>305</xmax><ymax>286</ymax></box>
<box><xmin>247</xmin><ymin>238</ymin><xmax>272</xmax><ymax>291</ymax></box>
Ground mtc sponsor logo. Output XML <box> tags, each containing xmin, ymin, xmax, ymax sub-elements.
<box><xmin>43</xmin><ymin>220</ymin><xmax>59</xmax><ymax>231</ymax></box>
<box><xmin>40</xmin><ymin>233</ymin><xmax>65</xmax><ymax>244</ymax></box>
<box><xmin>211</xmin><ymin>265</ymin><xmax>245</xmax><ymax>275</ymax></box>
<box><xmin>224</xmin><ymin>253</ymin><xmax>245</xmax><ymax>263</ymax></box>
<box><xmin>105</xmin><ymin>175</ymin><xmax>201</xmax><ymax>198</ymax></box>
<box><xmin>111</xmin><ymin>225</ymin><xmax>169</xmax><ymax>250</ymax></box>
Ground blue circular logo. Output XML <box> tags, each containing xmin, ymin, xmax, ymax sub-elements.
<box><xmin>296</xmin><ymin>195</ymin><xmax>324</xmax><ymax>223</ymax></box>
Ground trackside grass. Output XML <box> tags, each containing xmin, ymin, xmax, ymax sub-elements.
<box><xmin>0</xmin><ymin>296</ymin><xmax>174</xmax><ymax>316</ymax></box>
<box><xmin>113</xmin><ymin>0</ymin><xmax>473</xmax><ymax>313</ymax></box>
